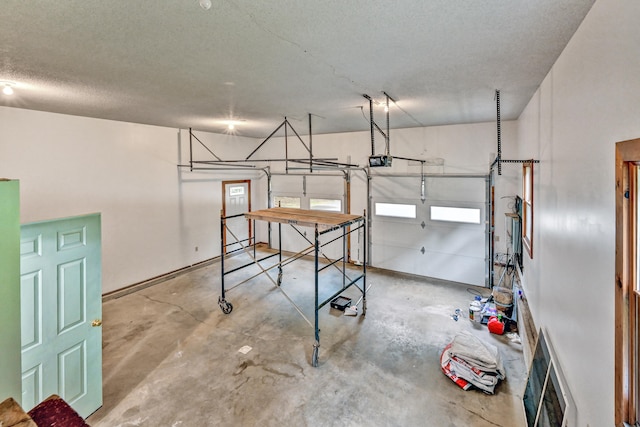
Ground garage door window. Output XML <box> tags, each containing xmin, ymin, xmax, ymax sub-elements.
<box><xmin>310</xmin><ymin>198</ymin><xmax>341</xmax><ymax>212</ymax></box>
<box><xmin>375</xmin><ymin>203</ymin><xmax>417</xmax><ymax>219</ymax></box>
<box><xmin>274</xmin><ymin>196</ymin><xmax>300</xmax><ymax>209</ymax></box>
<box><xmin>430</xmin><ymin>206</ymin><xmax>481</xmax><ymax>224</ymax></box>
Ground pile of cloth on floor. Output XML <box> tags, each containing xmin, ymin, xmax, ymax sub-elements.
<box><xmin>440</xmin><ymin>330</ymin><xmax>506</xmax><ymax>394</ymax></box>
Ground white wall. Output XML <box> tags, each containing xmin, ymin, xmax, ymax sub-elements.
<box><xmin>516</xmin><ymin>0</ymin><xmax>640</xmax><ymax>425</ymax></box>
<box><xmin>0</xmin><ymin>105</ymin><xmax>515</xmax><ymax>293</ymax></box>
<box><xmin>265</xmin><ymin>121</ymin><xmax>518</xmax><ymax>257</ymax></box>
<box><xmin>0</xmin><ymin>107</ymin><xmax>261</xmax><ymax>294</ymax></box>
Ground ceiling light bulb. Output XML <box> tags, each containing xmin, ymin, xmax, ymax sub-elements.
<box><xmin>199</xmin><ymin>0</ymin><xmax>212</xmax><ymax>10</ymax></box>
<box><xmin>383</xmin><ymin>105</ymin><xmax>389</xmax><ymax>113</ymax></box>
<box><xmin>228</xmin><ymin>123</ymin><xmax>235</xmax><ymax>130</ymax></box>
<box><xmin>2</xmin><ymin>84</ymin><xmax>14</xmax><ymax>96</ymax></box>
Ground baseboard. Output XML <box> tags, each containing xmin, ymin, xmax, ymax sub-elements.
<box><xmin>515</xmin><ymin>263</ymin><xmax>538</xmax><ymax>368</ymax></box>
<box><xmin>102</xmin><ymin>256</ymin><xmax>220</xmax><ymax>301</ymax></box>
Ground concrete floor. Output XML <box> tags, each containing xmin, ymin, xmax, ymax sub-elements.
<box><xmin>87</xmin><ymin>251</ymin><xmax>527</xmax><ymax>427</ymax></box>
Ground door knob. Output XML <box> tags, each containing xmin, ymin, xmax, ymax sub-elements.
<box><xmin>91</xmin><ymin>319</ymin><xmax>102</xmax><ymax>327</ymax></box>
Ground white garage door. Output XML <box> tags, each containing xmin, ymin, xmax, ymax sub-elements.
<box><xmin>370</xmin><ymin>174</ymin><xmax>488</xmax><ymax>286</ymax></box>
<box><xmin>270</xmin><ymin>174</ymin><xmax>346</xmax><ymax>260</ymax></box>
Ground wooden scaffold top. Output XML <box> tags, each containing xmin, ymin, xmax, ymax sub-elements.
<box><xmin>244</xmin><ymin>207</ymin><xmax>363</xmax><ymax>232</ymax></box>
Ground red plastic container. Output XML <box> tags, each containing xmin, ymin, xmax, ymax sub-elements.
<box><xmin>487</xmin><ymin>316</ymin><xmax>505</xmax><ymax>335</ymax></box>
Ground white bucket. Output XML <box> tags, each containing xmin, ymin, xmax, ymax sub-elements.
<box><xmin>469</xmin><ymin>305</ymin><xmax>481</xmax><ymax>323</ymax></box>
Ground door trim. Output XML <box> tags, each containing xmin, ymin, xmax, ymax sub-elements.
<box><xmin>615</xmin><ymin>138</ymin><xmax>640</xmax><ymax>425</ymax></box>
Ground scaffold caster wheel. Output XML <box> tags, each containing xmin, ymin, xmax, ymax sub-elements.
<box><xmin>218</xmin><ymin>297</ymin><xmax>233</xmax><ymax>314</ymax></box>
<box><xmin>312</xmin><ymin>344</ymin><xmax>319</xmax><ymax>367</ymax></box>
<box><xmin>277</xmin><ymin>268</ymin><xmax>283</xmax><ymax>286</ymax></box>
<box><xmin>362</xmin><ymin>300</ymin><xmax>367</xmax><ymax>316</ymax></box>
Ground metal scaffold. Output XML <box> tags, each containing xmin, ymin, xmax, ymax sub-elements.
<box><xmin>219</xmin><ymin>207</ymin><xmax>367</xmax><ymax>367</ymax></box>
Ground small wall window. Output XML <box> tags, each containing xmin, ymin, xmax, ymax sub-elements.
<box><xmin>310</xmin><ymin>198</ymin><xmax>342</xmax><ymax>212</ymax></box>
<box><xmin>430</xmin><ymin>206</ymin><xmax>481</xmax><ymax>224</ymax></box>
<box><xmin>274</xmin><ymin>196</ymin><xmax>300</xmax><ymax>209</ymax></box>
<box><xmin>375</xmin><ymin>203</ymin><xmax>416</xmax><ymax>219</ymax></box>
<box><xmin>522</xmin><ymin>161</ymin><xmax>534</xmax><ymax>258</ymax></box>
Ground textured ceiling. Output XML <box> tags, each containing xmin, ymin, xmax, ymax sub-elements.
<box><xmin>0</xmin><ymin>1</ymin><xmax>595</xmax><ymax>137</ymax></box>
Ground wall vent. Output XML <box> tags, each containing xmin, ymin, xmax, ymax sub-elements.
<box><xmin>523</xmin><ymin>329</ymin><xmax>576</xmax><ymax>426</ymax></box>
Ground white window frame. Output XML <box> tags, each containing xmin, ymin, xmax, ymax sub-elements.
<box><xmin>522</xmin><ymin>161</ymin><xmax>534</xmax><ymax>259</ymax></box>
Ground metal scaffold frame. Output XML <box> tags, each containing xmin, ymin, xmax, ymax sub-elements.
<box><xmin>219</xmin><ymin>207</ymin><xmax>367</xmax><ymax>367</ymax></box>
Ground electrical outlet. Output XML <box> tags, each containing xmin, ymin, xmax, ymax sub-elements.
<box><xmin>494</xmin><ymin>235</ymin><xmax>500</xmax><ymax>242</ymax></box>
<box><xmin>195</xmin><ymin>246</ymin><xmax>199</xmax><ymax>252</ymax></box>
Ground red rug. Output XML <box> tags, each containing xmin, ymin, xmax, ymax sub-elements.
<box><xmin>28</xmin><ymin>395</ymin><xmax>89</xmax><ymax>427</ymax></box>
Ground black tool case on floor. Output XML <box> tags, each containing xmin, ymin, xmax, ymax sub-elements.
<box><xmin>330</xmin><ymin>296</ymin><xmax>352</xmax><ymax>311</ymax></box>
